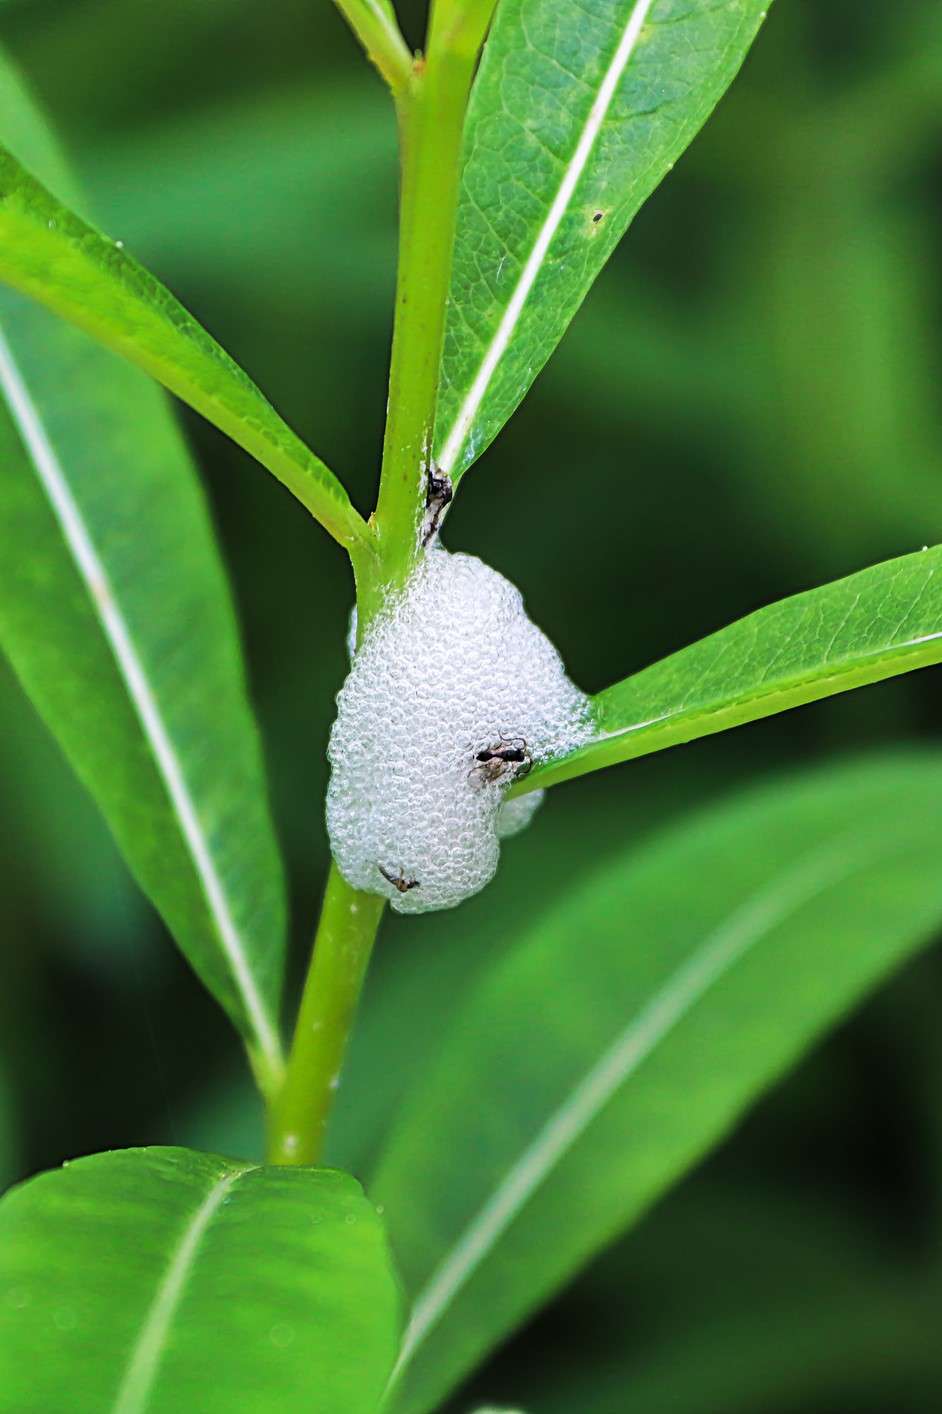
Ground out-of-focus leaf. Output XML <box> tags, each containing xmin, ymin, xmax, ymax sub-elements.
<box><xmin>0</xmin><ymin>1146</ymin><xmax>400</xmax><ymax>1413</ymax></box>
<box><xmin>0</xmin><ymin>54</ymin><xmax>287</xmax><ymax>1085</ymax></box>
<box><xmin>0</xmin><ymin>140</ymin><xmax>368</xmax><ymax>548</ymax></box>
<box><xmin>526</xmin><ymin>1287</ymin><xmax>940</xmax><ymax>1414</ymax></box>
<box><xmin>0</xmin><ymin>1068</ymin><xmax>19</xmax><ymax>1194</ymax></box>
<box><xmin>84</xmin><ymin>82</ymin><xmax>395</xmax><ymax>314</ymax></box>
<box><xmin>434</xmin><ymin>0</ymin><xmax>770</xmax><ymax>481</ymax></box>
<box><xmin>499</xmin><ymin>1180</ymin><xmax>940</xmax><ymax>1413</ymax></box>
<box><xmin>741</xmin><ymin>89</ymin><xmax>942</xmax><ymax>564</ymax></box>
<box><xmin>328</xmin><ymin>758</ymin><xmax>736</xmax><ymax>1177</ymax></box>
<box><xmin>374</xmin><ymin>753</ymin><xmax>942</xmax><ymax>1414</ymax></box>
<box><xmin>523</xmin><ymin>547</ymin><xmax>942</xmax><ymax>793</ymax></box>
<box><xmin>175</xmin><ymin>1072</ymin><xmax>265</xmax><ymax>1165</ymax></box>
<box><xmin>0</xmin><ymin>664</ymin><xmax>149</xmax><ymax>974</ymax></box>
<box><xmin>171</xmin><ymin>764</ymin><xmax>738</xmax><ymax>1176</ymax></box>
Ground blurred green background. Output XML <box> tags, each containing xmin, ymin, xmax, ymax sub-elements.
<box><xmin>2</xmin><ymin>1</ymin><xmax>942</xmax><ymax>1410</ymax></box>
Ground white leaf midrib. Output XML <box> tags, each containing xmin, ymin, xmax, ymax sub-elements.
<box><xmin>0</xmin><ymin>326</ymin><xmax>281</xmax><ymax>1073</ymax></box>
<box><xmin>436</xmin><ymin>0</ymin><xmax>658</xmax><ymax>476</ymax></box>
<box><xmin>387</xmin><ymin>831</ymin><xmax>881</xmax><ymax>1391</ymax></box>
<box><xmin>112</xmin><ymin>1164</ymin><xmax>249</xmax><ymax>1414</ymax></box>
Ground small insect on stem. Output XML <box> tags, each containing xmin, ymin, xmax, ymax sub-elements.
<box><xmin>421</xmin><ymin>465</ymin><xmax>453</xmax><ymax>547</ymax></box>
<box><xmin>469</xmin><ymin>736</ymin><xmax>532</xmax><ymax>787</ymax></box>
<box><xmin>378</xmin><ymin>864</ymin><xmax>420</xmax><ymax>894</ymax></box>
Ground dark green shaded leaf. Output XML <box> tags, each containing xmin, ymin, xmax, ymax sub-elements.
<box><xmin>0</xmin><ymin>1147</ymin><xmax>400</xmax><ymax>1413</ymax></box>
<box><xmin>530</xmin><ymin>1290</ymin><xmax>939</xmax><ymax>1414</ymax></box>
<box><xmin>509</xmin><ymin>1181</ymin><xmax>941</xmax><ymax>1413</ymax></box>
<box><xmin>375</xmin><ymin>753</ymin><xmax>942</xmax><ymax>1413</ymax></box>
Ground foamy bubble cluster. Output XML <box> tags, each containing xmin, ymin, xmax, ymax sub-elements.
<box><xmin>326</xmin><ymin>547</ymin><xmax>592</xmax><ymax>913</ymax></box>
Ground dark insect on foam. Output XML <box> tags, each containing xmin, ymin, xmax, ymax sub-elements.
<box><xmin>421</xmin><ymin>466</ymin><xmax>453</xmax><ymax>547</ymax></box>
<box><xmin>469</xmin><ymin>736</ymin><xmax>532</xmax><ymax>786</ymax></box>
<box><xmin>378</xmin><ymin>864</ymin><xmax>420</xmax><ymax>894</ymax></box>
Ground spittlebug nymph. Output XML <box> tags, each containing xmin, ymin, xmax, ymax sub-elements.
<box><xmin>421</xmin><ymin>466</ymin><xmax>453</xmax><ymax>547</ymax></box>
<box><xmin>378</xmin><ymin>864</ymin><xmax>420</xmax><ymax>894</ymax></box>
<box><xmin>469</xmin><ymin>736</ymin><xmax>532</xmax><ymax>787</ymax></box>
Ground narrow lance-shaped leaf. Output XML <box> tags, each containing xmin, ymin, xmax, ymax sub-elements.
<box><xmin>0</xmin><ymin>54</ymin><xmax>287</xmax><ymax>1086</ymax></box>
<box><xmin>435</xmin><ymin>0</ymin><xmax>770</xmax><ymax>480</ymax></box>
<box><xmin>520</xmin><ymin>545</ymin><xmax>942</xmax><ymax>794</ymax></box>
<box><xmin>0</xmin><ymin>142</ymin><xmax>370</xmax><ymax>551</ymax></box>
<box><xmin>0</xmin><ymin>1147</ymin><xmax>401</xmax><ymax>1414</ymax></box>
<box><xmin>374</xmin><ymin>753</ymin><xmax>942</xmax><ymax>1414</ymax></box>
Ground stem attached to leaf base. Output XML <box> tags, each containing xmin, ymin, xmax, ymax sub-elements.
<box><xmin>372</xmin><ymin>0</ymin><xmax>499</xmax><ymax>591</ymax></box>
<box><xmin>267</xmin><ymin>0</ymin><xmax>498</xmax><ymax>1164</ymax></box>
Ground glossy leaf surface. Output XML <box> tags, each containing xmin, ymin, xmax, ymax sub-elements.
<box><xmin>375</xmin><ymin>753</ymin><xmax>942</xmax><ymax>1413</ymax></box>
<box><xmin>435</xmin><ymin>0</ymin><xmax>769</xmax><ymax>479</ymax></box>
<box><xmin>0</xmin><ymin>56</ymin><xmax>287</xmax><ymax>1082</ymax></box>
<box><xmin>0</xmin><ymin>1147</ymin><xmax>400</xmax><ymax>1413</ymax></box>
<box><xmin>524</xmin><ymin>546</ymin><xmax>942</xmax><ymax>793</ymax></box>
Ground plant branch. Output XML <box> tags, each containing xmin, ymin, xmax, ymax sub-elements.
<box><xmin>371</xmin><ymin>0</ymin><xmax>490</xmax><ymax>589</ymax></box>
<box><xmin>266</xmin><ymin>864</ymin><xmax>385</xmax><ymax>1166</ymax></box>
<box><xmin>267</xmin><ymin>0</ymin><xmax>498</xmax><ymax>1167</ymax></box>
<box><xmin>332</xmin><ymin>0</ymin><xmax>414</xmax><ymax>99</ymax></box>
<box><xmin>428</xmin><ymin>0</ymin><xmax>500</xmax><ymax>60</ymax></box>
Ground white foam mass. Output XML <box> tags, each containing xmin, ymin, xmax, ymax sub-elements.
<box><xmin>326</xmin><ymin>546</ymin><xmax>592</xmax><ymax>913</ymax></box>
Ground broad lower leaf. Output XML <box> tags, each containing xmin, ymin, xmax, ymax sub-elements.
<box><xmin>523</xmin><ymin>545</ymin><xmax>942</xmax><ymax>793</ymax></box>
<box><xmin>374</xmin><ymin>752</ymin><xmax>942</xmax><ymax>1414</ymax></box>
<box><xmin>434</xmin><ymin>0</ymin><xmax>770</xmax><ymax>480</ymax></box>
<box><xmin>0</xmin><ymin>140</ymin><xmax>368</xmax><ymax>550</ymax></box>
<box><xmin>0</xmin><ymin>1147</ymin><xmax>400</xmax><ymax>1413</ymax></box>
<box><xmin>0</xmin><ymin>55</ymin><xmax>287</xmax><ymax>1085</ymax></box>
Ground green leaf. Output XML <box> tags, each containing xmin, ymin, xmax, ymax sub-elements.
<box><xmin>0</xmin><ymin>656</ymin><xmax>147</xmax><ymax>979</ymax></box>
<box><xmin>0</xmin><ymin>141</ymin><xmax>369</xmax><ymax>551</ymax></box>
<box><xmin>0</xmin><ymin>1147</ymin><xmax>401</xmax><ymax>1413</ymax></box>
<box><xmin>0</xmin><ymin>55</ymin><xmax>287</xmax><ymax>1086</ymax></box>
<box><xmin>523</xmin><ymin>546</ymin><xmax>942</xmax><ymax>794</ymax></box>
<box><xmin>530</xmin><ymin>1286</ymin><xmax>939</xmax><ymax>1414</ymax></box>
<box><xmin>519</xmin><ymin>1180</ymin><xmax>939</xmax><ymax>1413</ymax></box>
<box><xmin>374</xmin><ymin>752</ymin><xmax>942</xmax><ymax>1414</ymax></box>
<box><xmin>434</xmin><ymin>0</ymin><xmax>770</xmax><ymax>480</ymax></box>
<box><xmin>0</xmin><ymin>1066</ymin><xmax>20</xmax><ymax>1194</ymax></box>
<box><xmin>86</xmin><ymin>82</ymin><xmax>395</xmax><ymax>317</ymax></box>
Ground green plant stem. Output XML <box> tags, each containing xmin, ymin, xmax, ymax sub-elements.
<box><xmin>268</xmin><ymin>0</ymin><xmax>499</xmax><ymax>1164</ymax></box>
<box><xmin>332</xmin><ymin>0</ymin><xmax>414</xmax><ymax>98</ymax></box>
<box><xmin>372</xmin><ymin>6</ymin><xmax>486</xmax><ymax>587</ymax></box>
<box><xmin>267</xmin><ymin>865</ymin><xmax>385</xmax><ymax>1166</ymax></box>
<box><xmin>428</xmin><ymin>0</ymin><xmax>500</xmax><ymax>61</ymax></box>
